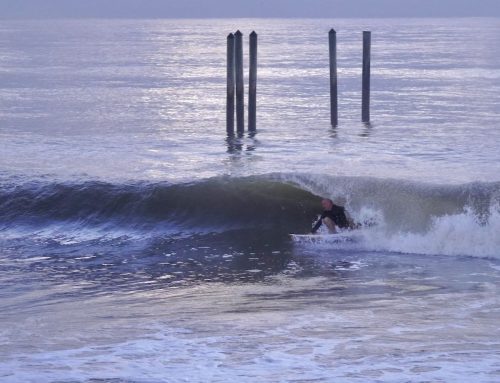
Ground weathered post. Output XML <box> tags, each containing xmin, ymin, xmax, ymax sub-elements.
<box><xmin>226</xmin><ymin>33</ymin><xmax>235</xmax><ymax>135</ymax></box>
<box><xmin>362</xmin><ymin>31</ymin><xmax>371</xmax><ymax>123</ymax></box>
<box><xmin>329</xmin><ymin>29</ymin><xmax>338</xmax><ymax>127</ymax></box>
<box><xmin>234</xmin><ymin>30</ymin><xmax>245</xmax><ymax>134</ymax></box>
<box><xmin>248</xmin><ymin>31</ymin><xmax>257</xmax><ymax>132</ymax></box>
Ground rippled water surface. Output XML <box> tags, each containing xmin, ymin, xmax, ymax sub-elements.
<box><xmin>1</xmin><ymin>18</ymin><xmax>500</xmax><ymax>182</ymax></box>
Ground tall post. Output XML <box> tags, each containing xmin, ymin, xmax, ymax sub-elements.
<box><xmin>226</xmin><ymin>33</ymin><xmax>235</xmax><ymax>135</ymax></box>
<box><xmin>234</xmin><ymin>30</ymin><xmax>245</xmax><ymax>134</ymax></box>
<box><xmin>329</xmin><ymin>29</ymin><xmax>338</xmax><ymax>127</ymax></box>
<box><xmin>248</xmin><ymin>31</ymin><xmax>257</xmax><ymax>132</ymax></box>
<box><xmin>362</xmin><ymin>31</ymin><xmax>371</xmax><ymax>123</ymax></box>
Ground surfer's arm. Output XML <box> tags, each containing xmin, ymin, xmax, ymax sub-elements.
<box><xmin>311</xmin><ymin>213</ymin><xmax>324</xmax><ymax>234</ymax></box>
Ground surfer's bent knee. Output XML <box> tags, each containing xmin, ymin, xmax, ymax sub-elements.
<box><xmin>322</xmin><ymin>217</ymin><xmax>337</xmax><ymax>233</ymax></box>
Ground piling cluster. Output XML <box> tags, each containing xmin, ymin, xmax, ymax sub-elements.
<box><xmin>226</xmin><ymin>31</ymin><xmax>257</xmax><ymax>136</ymax></box>
<box><xmin>226</xmin><ymin>29</ymin><xmax>371</xmax><ymax>134</ymax></box>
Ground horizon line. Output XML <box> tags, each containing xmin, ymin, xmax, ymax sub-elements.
<box><xmin>1</xmin><ymin>15</ymin><xmax>499</xmax><ymax>20</ymax></box>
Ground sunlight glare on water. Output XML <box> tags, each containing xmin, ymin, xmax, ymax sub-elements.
<box><xmin>1</xmin><ymin>18</ymin><xmax>500</xmax><ymax>182</ymax></box>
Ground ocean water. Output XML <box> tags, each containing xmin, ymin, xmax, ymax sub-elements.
<box><xmin>1</xmin><ymin>18</ymin><xmax>500</xmax><ymax>382</ymax></box>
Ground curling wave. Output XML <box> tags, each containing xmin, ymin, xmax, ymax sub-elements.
<box><xmin>1</xmin><ymin>173</ymin><xmax>499</xmax><ymax>258</ymax></box>
<box><xmin>283</xmin><ymin>173</ymin><xmax>500</xmax><ymax>258</ymax></box>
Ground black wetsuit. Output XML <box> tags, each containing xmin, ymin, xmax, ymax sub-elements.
<box><xmin>311</xmin><ymin>205</ymin><xmax>349</xmax><ymax>233</ymax></box>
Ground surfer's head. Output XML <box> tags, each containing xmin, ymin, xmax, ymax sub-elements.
<box><xmin>321</xmin><ymin>198</ymin><xmax>334</xmax><ymax>210</ymax></box>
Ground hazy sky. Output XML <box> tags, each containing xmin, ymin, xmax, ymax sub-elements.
<box><xmin>2</xmin><ymin>0</ymin><xmax>500</xmax><ymax>19</ymax></box>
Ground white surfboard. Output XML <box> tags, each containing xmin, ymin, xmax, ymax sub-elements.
<box><xmin>290</xmin><ymin>231</ymin><xmax>359</xmax><ymax>243</ymax></box>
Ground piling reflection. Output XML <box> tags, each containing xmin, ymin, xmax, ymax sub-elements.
<box><xmin>225</xmin><ymin>135</ymin><xmax>243</xmax><ymax>153</ymax></box>
<box><xmin>246</xmin><ymin>131</ymin><xmax>258</xmax><ymax>152</ymax></box>
<box><xmin>360</xmin><ymin>122</ymin><xmax>373</xmax><ymax>137</ymax></box>
<box><xmin>329</xmin><ymin>125</ymin><xmax>338</xmax><ymax>139</ymax></box>
<box><xmin>225</xmin><ymin>131</ymin><xmax>259</xmax><ymax>154</ymax></box>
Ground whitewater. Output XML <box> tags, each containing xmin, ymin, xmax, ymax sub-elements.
<box><xmin>1</xmin><ymin>18</ymin><xmax>499</xmax><ymax>383</ymax></box>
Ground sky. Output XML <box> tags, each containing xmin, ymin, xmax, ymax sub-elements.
<box><xmin>1</xmin><ymin>0</ymin><xmax>500</xmax><ymax>19</ymax></box>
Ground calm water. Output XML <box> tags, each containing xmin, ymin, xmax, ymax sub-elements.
<box><xmin>1</xmin><ymin>18</ymin><xmax>500</xmax><ymax>382</ymax></box>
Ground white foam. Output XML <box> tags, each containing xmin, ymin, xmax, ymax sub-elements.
<box><xmin>358</xmin><ymin>204</ymin><xmax>500</xmax><ymax>258</ymax></box>
<box><xmin>2</xmin><ymin>313</ymin><xmax>499</xmax><ymax>383</ymax></box>
<box><xmin>1</xmin><ymin>267</ymin><xmax>499</xmax><ymax>383</ymax></box>
<box><xmin>284</xmin><ymin>171</ymin><xmax>500</xmax><ymax>258</ymax></box>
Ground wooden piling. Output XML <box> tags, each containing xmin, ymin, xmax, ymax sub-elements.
<box><xmin>329</xmin><ymin>29</ymin><xmax>338</xmax><ymax>127</ymax></box>
<box><xmin>248</xmin><ymin>31</ymin><xmax>257</xmax><ymax>132</ymax></box>
<box><xmin>226</xmin><ymin>33</ymin><xmax>235</xmax><ymax>135</ymax></box>
<box><xmin>362</xmin><ymin>31</ymin><xmax>371</xmax><ymax>123</ymax></box>
<box><xmin>234</xmin><ymin>30</ymin><xmax>245</xmax><ymax>134</ymax></box>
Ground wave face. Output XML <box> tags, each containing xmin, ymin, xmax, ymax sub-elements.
<box><xmin>0</xmin><ymin>176</ymin><xmax>319</xmax><ymax>232</ymax></box>
<box><xmin>1</xmin><ymin>174</ymin><xmax>499</xmax><ymax>258</ymax></box>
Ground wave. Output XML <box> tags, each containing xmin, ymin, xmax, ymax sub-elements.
<box><xmin>0</xmin><ymin>176</ymin><xmax>319</xmax><ymax>232</ymax></box>
<box><xmin>1</xmin><ymin>173</ymin><xmax>499</xmax><ymax>258</ymax></box>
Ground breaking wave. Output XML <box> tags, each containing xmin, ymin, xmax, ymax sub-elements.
<box><xmin>280</xmin><ymin>173</ymin><xmax>500</xmax><ymax>258</ymax></box>
<box><xmin>1</xmin><ymin>173</ymin><xmax>499</xmax><ymax>258</ymax></box>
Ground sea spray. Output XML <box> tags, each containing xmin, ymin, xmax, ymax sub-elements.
<box><xmin>360</xmin><ymin>204</ymin><xmax>500</xmax><ymax>258</ymax></box>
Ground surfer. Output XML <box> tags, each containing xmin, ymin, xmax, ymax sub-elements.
<box><xmin>311</xmin><ymin>198</ymin><xmax>354</xmax><ymax>234</ymax></box>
